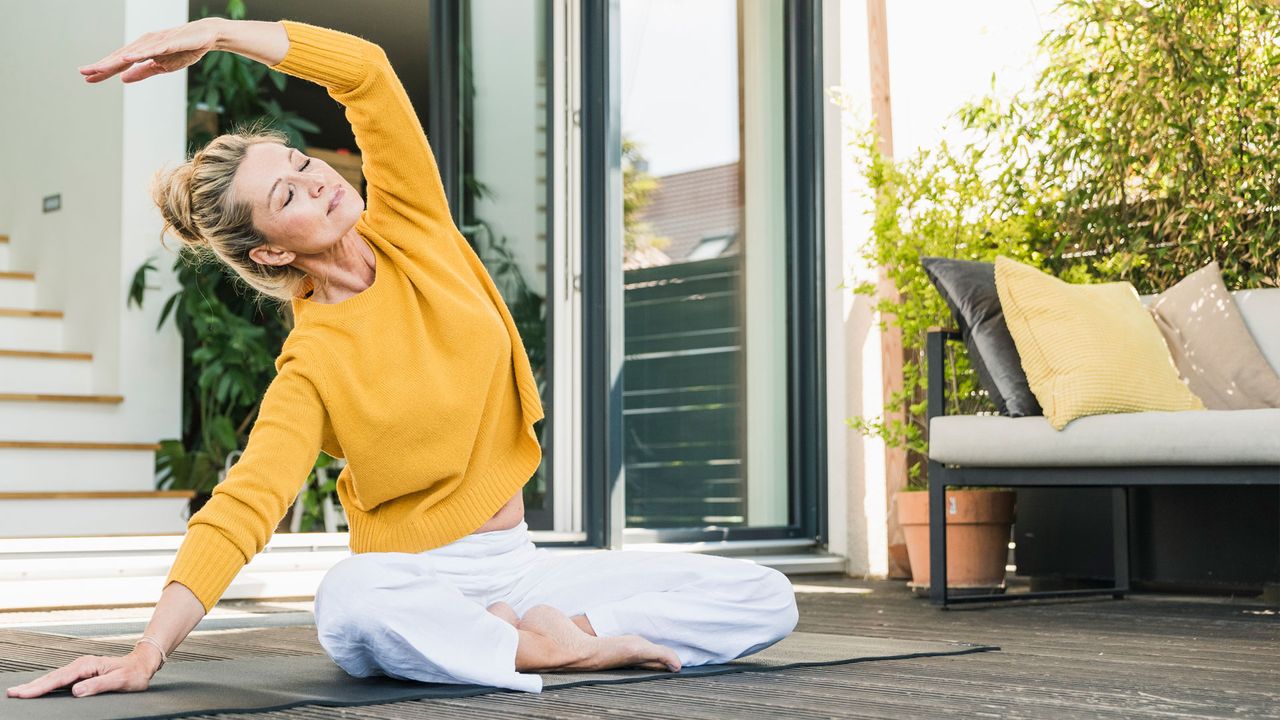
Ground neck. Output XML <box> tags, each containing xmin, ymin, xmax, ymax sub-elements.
<box><xmin>303</xmin><ymin>229</ymin><xmax>375</xmax><ymax>304</ymax></box>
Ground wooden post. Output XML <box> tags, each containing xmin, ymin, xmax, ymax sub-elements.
<box><xmin>866</xmin><ymin>0</ymin><xmax>911</xmax><ymax>579</ymax></box>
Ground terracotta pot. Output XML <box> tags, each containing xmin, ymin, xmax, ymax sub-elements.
<box><xmin>897</xmin><ymin>489</ymin><xmax>1015</xmax><ymax>591</ymax></box>
<box><xmin>887</xmin><ymin>542</ymin><xmax>913</xmax><ymax>580</ymax></box>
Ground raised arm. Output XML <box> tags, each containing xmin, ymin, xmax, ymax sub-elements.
<box><xmin>80</xmin><ymin>18</ymin><xmax>455</xmax><ymax>241</ymax></box>
<box><xmin>266</xmin><ymin>20</ymin><xmax>455</xmax><ymax>239</ymax></box>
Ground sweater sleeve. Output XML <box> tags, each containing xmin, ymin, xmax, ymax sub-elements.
<box><xmin>269</xmin><ymin>20</ymin><xmax>455</xmax><ymax>242</ymax></box>
<box><xmin>163</xmin><ymin>343</ymin><xmax>328</xmax><ymax>614</ymax></box>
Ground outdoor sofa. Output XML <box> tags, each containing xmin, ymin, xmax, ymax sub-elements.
<box><xmin>925</xmin><ymin>286</ymin><xmax>1280</xmax><ymax>606</ymax></box>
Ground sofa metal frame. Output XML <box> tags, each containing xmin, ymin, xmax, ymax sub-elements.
<box><xmin>926</xmin><ymin>329</ymin><xmax>1280</xmax><ymax>607</ymax></box>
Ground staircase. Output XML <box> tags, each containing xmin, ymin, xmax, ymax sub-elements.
<box><xmin>0</xmin><ymin>233</ymin><xmax>192</xmax><ymax>538</ymax></box>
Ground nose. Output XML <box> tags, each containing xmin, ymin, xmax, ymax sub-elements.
<box><xmin>303</xmin><ymin>171</ymin><xmax>325</xmax><ymax>198</ymax></box>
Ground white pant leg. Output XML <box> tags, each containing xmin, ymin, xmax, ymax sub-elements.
<box><xmin>503</xmin><ymin>549</ymin><xmax>799</xmax><ymax>667</ymax></box>
<box><xmin>314</xmin><ymin>525</ymin><xmax>544</xmax><ymax>693</ymax></box>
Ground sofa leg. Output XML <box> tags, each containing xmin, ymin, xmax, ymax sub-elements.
<box><xmin>929</xmin><ymin>462</ymin><xmax>948</xmax><ymax>606</ymax></box>
<box><xmin>1112</xmin><ymin>487</ymin><xmax>1130</xmax><ymax>599</ymax></box>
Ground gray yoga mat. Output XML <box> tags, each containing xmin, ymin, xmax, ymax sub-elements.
<box><xmin>0</xmin><ymin>631</ymin><xmax>997</xmax><ymax>720</ymax></box>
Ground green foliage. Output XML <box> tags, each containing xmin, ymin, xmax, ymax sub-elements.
<box><xmin>130</xmin><ymin>241</ymin><xmax>299</xmax><ymax>497</ymax></box>
<box><xmin>1011</xmin><ymin>0</ymin><xmax>1280</xmax><ymax>291</ymax></box>
<box><xmin>843</xmin><ymin>120</ymin><xmax>1054</xmax><ymax>487</ymax></box>
<box><xmin>844</xmin><ymin>0</ymin><xmax>1280</xmax><ymax>487</ymax></box>
<box><xmin>187</xmin><ymin>0</ymin><xmax>318</xmax><ymax>150</ymax></box>
<box><xmin>295</xmin><ymin>453</ymin><xmax>339</xmax><ymax>532</ymax></box>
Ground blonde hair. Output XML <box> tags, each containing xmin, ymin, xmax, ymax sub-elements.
<box><xmin>153</xmin><ymin>128</ymin><xmax>316</xmax><ymax>304</ymax></box>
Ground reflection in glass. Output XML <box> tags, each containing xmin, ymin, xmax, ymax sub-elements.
<box><xmin>621</xmin><ymin>0</ymin><xmax>788</xmax><ymax>529</ymax></box>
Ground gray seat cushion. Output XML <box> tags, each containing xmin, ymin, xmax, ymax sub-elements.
<box><xmin>929</xmin><ymin>409</ymin><xmax>1280</xmax><ymax>466</ymax></box>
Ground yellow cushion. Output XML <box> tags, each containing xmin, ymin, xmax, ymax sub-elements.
<box><xmin>994</xmin><ymin>256</ymin><xmax>1204</xmax><ymax>430</ymax></box>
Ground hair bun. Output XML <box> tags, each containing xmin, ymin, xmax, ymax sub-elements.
<box><xmin>152</xmin><ymin>163</ymin><xmax>208</xmax><ymax>251</ymax></box>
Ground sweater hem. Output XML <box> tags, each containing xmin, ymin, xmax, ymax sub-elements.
<box><xmin>346</xmin><ymin>420</ymin><xmax>543</xmax><ymax>554</ymax></box>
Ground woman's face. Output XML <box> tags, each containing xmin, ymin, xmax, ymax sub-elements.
<box><xmin>232</xmin><ymin>142</ymin><xmax>364</xmax><ymax>266</ymax></box>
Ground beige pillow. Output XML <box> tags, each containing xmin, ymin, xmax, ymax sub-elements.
<box><xmin>994</xmin><ymin>257</ymin><xmax>1204</xmax><ymax>430</ymax></box>
<box><xmin>1149</xmin><ymin>261</ymin><xmax>1280</xmax><ymax>410</ymax></box>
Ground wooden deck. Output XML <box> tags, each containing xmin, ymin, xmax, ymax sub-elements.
<box><xmin>4</xmin><ymin>577</ymin><xmax>1278</xmax><ymax>718</ymax></box>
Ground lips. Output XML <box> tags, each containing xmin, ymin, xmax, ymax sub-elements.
<box><xmin>327</xmin><ymin>186</ymin><xmax>344</xmax><ymax>215</ymax></box>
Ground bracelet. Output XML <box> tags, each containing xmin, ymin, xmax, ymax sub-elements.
<box><xmin>133</xmin><ymin>636</ymin><xmax>167</xmax><ymax>671</ymax></box>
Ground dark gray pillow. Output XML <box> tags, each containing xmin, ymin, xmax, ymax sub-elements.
<box><xmin>921</xmin><ymin>257</ymin><xmax>1042</xmax><ymax>417</ymax></box>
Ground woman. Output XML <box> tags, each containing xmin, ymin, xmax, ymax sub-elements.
<box><xmin>5</xmin><ymin>16</ymin><xmax>797</xmax><ymax>700</ymax></box>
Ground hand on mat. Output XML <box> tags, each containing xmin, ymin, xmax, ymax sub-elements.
<box><xmin>5</xmin><ymin>651</ymin><xmax>157</xmax><ymax>699</ymax></box>
<box><xmin>78</xmin><ymin>18</ymin><xmax>220</xmax><ymax>84</ymax></box>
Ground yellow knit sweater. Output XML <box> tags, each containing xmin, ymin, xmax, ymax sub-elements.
<box><xmin>164</xmin><ymin>21</ymin><xmax>546</xmax><ymax>614</ymax></box>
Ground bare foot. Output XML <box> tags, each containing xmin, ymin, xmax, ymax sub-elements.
<box><xmin>487</xmin><ymin>601</ymin><xmax>519</xmax><ymax>628</ymax></box>
<box><xmin>518</xmin><ymin>604</ymin><xmax>682</xmax><ymax>673</ymax></box>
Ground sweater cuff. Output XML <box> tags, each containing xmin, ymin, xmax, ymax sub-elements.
<box><xmin>164</xmin><ymin>523</ymin><xmax>249</xmax><ymax>614</ymax></box>
<box><xmin>271</xmin><ymin>20</ymin><xmax>371</xmax><ymax>93</ymax></box>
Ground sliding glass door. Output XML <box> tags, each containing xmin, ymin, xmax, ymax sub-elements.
<box><xmin>444</xmin><ymin>0</ymin><xmax>825</xmax><ymax>548</ymax></box>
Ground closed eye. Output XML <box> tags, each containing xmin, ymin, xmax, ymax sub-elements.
<box><xmin>283</xmin><ymin>158</ymin><xmax>313</xmax><ymax>207</ymax></box>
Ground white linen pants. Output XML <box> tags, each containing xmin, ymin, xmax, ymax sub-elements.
<box><xmin>313</xmin><ymin>520</ymin><xmax>799</xmax><ymax>693</ymax></box>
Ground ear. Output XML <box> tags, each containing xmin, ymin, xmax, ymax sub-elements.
<box><xmin>249</xmin><ymin>245</ymin><xmax>295</xmax><ymax>268</ymax></box>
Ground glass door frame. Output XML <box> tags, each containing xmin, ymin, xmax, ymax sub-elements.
<box><xmin>427</xmin><ymin>0</ymin><xmax>828</xmax><ymax>550</ymax></box>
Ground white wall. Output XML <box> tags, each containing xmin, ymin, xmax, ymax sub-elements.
<box><xmin>825</xmin><ymin>0</ymin><xmax>883</xmax><ymax>577</ymax></box>
<box><xmin>826</xmin><ymin>0</ymin><xmax>1056</xmax><ymax>576</ymax></box>
<box><xmin>0</xmin><ymin>0</ymin><xmax>184</xmax><ymax>442</ymax></box>
<box><xmin>119</xmin><ymin>0</ymin><xmax>187</xmax><ymax>441</ymax></box>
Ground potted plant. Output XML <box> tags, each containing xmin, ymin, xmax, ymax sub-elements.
<box><xmin>895</xmin><ymin>488</ymin><xmax>1015</xmax><ymax>594</ymax></box>
<box><xmin>837</xmin><ymin>101</ymin><xmax>1042</xmax><ymax>594</ymax></box>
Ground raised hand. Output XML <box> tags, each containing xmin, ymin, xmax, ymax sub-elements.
<box><xmin>78</xmin><ymin>17</ymin><xmax>224</xmax><ymax>84</ymax></box>
<box><xmin>5</xmin><ymin>650</ymin><xmax>160</xmax><ymax>699</ymax></box>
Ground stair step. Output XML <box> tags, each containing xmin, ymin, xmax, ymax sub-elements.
<box><xmin>0</xmin><ymin>353</ymin><xmax>93</xmax><ymax>394</ymax></box>
<box><xmin>0</xmin><ymin>349</ymin><xmax>92</xmax><ymax>361</ymax></box>
<box><xmin>0</xmin><ymin>271</ymin><xmax>33</xmax><ymax>281</ymax></box>
<box><xmin>0</xmin><ymin>490</ymin><xmax>192</xmax><ymax>500</ymax></box>
<box><xmin>0</xmin><ymin>307</ymin><xmax>61</xmax><ymax>318</ymax></box>
<box><xmin>0</xmin><ymin>392</ymin><xmax>123</xmax><ymax>404</ymax></box>
<box><xmin>0</xmin><ymin>486</ymin><xmax>192</xmax><ymax>499</ymax></box>
<box><xmin>0</xmin><ymin>442</ymin><xmax>159</xmax><ymax>493</ymax></box>
<box><xmin>0</xmin><ymin>313</ymin><xmax>63</xmax><ymax>350</ymax></box>
<box><xmin>0</xmin><ymin>402</ymin><xmax>136</xmax><ymax>442</ymax></box>
<box><xmin>0</xmin><ymin>492</ymin><xmax>194</xmax><ymax>539</ymax></box>
<box><xmin>0</xmin><ymin>440</ymin><xmax>158</xmax><ymax>450</ymax></box>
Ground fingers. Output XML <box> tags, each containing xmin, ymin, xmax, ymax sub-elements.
<box><xmin>78</xmin><ymin>30</ymin><xmax>174</xmax><ymax>83</ymax></box>
<box><xmin>79</xmin><ymin>32</ymin><xmax>155</xmax><ymax>80</ymax></box>
<box><xmin>119</xmin><ymin>59</ymin><xmax>170</xmax><ymax>84</ymax></box>
<box><xmin>79</xmin><ymin>55</ymin><xmax>133</xmax><ymax>83</ymax></box>
<box><xmin>72</xmin><ymin>658</ymin><xmax>152</xmax><ymax>697</ymax></box>
<box><xmin>5</xmin><ymin>656</ymin><xmax>103</xmax><ymax>699</ymax></box>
